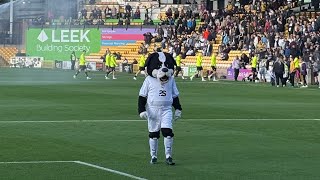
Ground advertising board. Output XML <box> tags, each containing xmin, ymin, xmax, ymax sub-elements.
<box><xmin>27</xmin><ymin>28</ymin><xmax>101</xmax><ymax>60</ymax></box>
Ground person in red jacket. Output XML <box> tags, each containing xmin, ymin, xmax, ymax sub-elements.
<box><xmin>203</xmin><ymin>28</ymin><xmax>210</xmax><ymax>40</ymax></box>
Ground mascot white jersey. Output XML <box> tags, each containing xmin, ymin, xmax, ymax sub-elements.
<box><xmin>138</xmin><ymin>51</ymin><xmax>182</xmax><ymax>165</ymax></box>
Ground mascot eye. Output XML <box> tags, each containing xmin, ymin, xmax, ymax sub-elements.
<box><xmin>165</xmin><ymin>62</ymin><xmax>172</xmax><ymax>68</ymax></box>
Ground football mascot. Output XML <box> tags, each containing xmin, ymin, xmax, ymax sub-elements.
<box><xmin>138</xmin><ymin>51</ymin><xmax>182</xmax><ymax>165</ymax></box>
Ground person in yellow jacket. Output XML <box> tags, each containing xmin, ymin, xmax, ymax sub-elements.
<box><xmin>289</xmin><ymin>56</ymin><xmax>296</xmax><ymax>87</ymax></box>
<box><xmin>293</xmin><ymin>56</ymin><xmax>301</xmax><ymax>84</ymax></box>
<box><xmin>208</xmin><ymin>52</ymin><xmax>218</xmax><ymax>81</ymax></box>
<box><xmin>261</xmin><ymin>1</ymin><xmax>266</xmax><ymax>13</ymax></box>
<box><xmin>73</xmin><ymin>50</ymin><xmax>91</xmax><ymax>80</ymax></box>
<box><xmin>251</xmin><ymin>53</ymin><xmax>258</xmax><ymax>82</ymax></box>
<box><xmin>174</xmin><ymin>53</ymin><xmax>185</xmax><ymax>79</ymax></box>
<box><xmin>133</xmin><ymin>53</ymin><xmax>147</xmax><ymax>80</ymax></box>
<box><xmin>105</xmin><ymin>53</ymin><xmax>117</xmax><ymax>80</ymax></box>
<box><xmin>105</xmin><ymin>51</ymin><xmax>111</xmax><ymax>73</ymax></box>
<box><xmin>190</xmin><ymin>51</ymin><xmax>206</xmax><ymax>81</ymax></box>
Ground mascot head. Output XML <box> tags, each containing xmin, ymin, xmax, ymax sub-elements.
<box><xmin>145</xmin><ymin>49</ymin><xmax>176</xmax><ymax>84</ymax></box>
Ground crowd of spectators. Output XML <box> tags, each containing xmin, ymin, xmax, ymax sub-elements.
<box><xmin>140</xmin><ymin>4</ymin><xmax>214</xmax><ymax>59</ymax></box>
<box><xmin>137</xmin><ymin>0</ymin><xmax>320</xmax><ymax>85</ymax></box>
<box><xmin>142</xmin><ymin>1</ymin><xmax>319</xmax><ymax>64</ymax></box>
<box><xmin>22</xmin><ymin>0</ymin><xmax>320</xmax><ymax>85</ymax></box>
<box><xmin>77</xmin><ymin>2</ymin><xmax>156</xmax><ymax>26</ymax></box>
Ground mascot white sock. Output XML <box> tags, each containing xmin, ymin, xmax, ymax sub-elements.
<box><xmin>149</xmin><ymin>138</ymin><xmax>158</xmax><ymax>158</ymax></box>
<box><xmin>164</xmin><ymin>136</ymin><xmax>173</xmax><ymax>159</ymax></box>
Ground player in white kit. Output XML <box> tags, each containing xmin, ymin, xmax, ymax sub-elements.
<box><xmin>138</xmin><ymin>51</ymin><xmax>182</xmax><ymax>165</ymax></box>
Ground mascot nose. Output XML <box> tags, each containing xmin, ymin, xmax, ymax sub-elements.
<box><xmin>162</xmin><ymin>68</ymin><xmax>168</xmax><ymax>72</ymax></box>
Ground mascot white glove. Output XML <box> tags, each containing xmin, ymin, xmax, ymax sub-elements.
<box><xmin>139</xmin><ymin>111</ymin><xmax>148</xmax><ymax>120</ymax></box>
<box><xmin>174</xmin><ymin>110</ymin><xmax>182</xmax><ymax>121</ymax></box>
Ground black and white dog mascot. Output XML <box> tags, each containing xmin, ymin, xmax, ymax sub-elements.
<box><xmin>138</xmin><ymin>51</ymin><xmax>182</xmax><ymax>165</ymax></box>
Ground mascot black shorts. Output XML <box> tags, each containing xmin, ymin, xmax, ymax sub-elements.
<box><xmin>197</xmin><ymin>66</ymin><xmax>203</xmax><ymax>71</ymax></box>
<box><xmin>139</xmin><ymin>67</ymin><xmax>145</xmax><ymax>71</ymax></box>
<box><xmin>176</xmin><ymin>66</ymin><xmax>182</xmax><ymax>71</ymax></box>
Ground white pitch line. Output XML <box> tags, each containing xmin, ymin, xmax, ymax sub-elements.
<box><xmin>0</xmin><ymin>161</ymin><xmax>148</xmax><ymax>180</ymax></box>
<box><xmin>0</xmin><ymin>120</ymin><xmax>145</xmax><ymax>123</ymax></box>
<box><xmin>184</xmin><ymin>118</ymin><xmax>320</xmax><ymax>121</ymax></box>
<box><xmin>0</xmin><ymin>161</ymin><xmax>75</xmax><ymax>164</ymax></box>
<box><xmin>0</xmin><ymin>119</ymin><xmax>320</xmax><ymax>124</ymax></box>
<box><xmin>75</xmin><ymin>161</ymin><xmax>148</xmax><ymax>180</ymax></box>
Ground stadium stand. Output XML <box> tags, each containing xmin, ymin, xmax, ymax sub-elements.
<box><xmin>1</xmin><ymin>0</ymin><xmax>320</xmax><ymax>79</ymax></box>
<box><xmin>0</xmin><ymin>47</ymin><xmax>18</xmax><ymax>65</ymax></box>
<box><xmin>83</xmin><ymin>0</ymin><xmax>320</xmax><ymax>78</ymax></box>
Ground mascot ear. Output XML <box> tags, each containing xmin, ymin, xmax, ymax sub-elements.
<box><xmin>145</xmin><ymin>53</ymin><xmax>160</xmax><ymax>78</ymax></box>
<box><xmin>144</xmin><ymin>54</ymin><xmax>152</xmax><ymax>68</ymax></box>
<box><xmin>164</xmin><ymin>52</ymin><xmax>176</xmax><ymax>70</ymax></box>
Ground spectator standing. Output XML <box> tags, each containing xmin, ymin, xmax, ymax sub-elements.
<box><xmin>240</xmin><ymin>53</ymin><xmax>249</xmax><ymax>68</ymax></box>
<box><xmin>258</xmin><ymin>58</ymin><xmax>267</xmax><ymax>82</ymax></box>
<box><xmin>81</xmin><ymin>8</ymin><xmax>87</xmax><ymax>19</ymax></box>
<box><xmin>251</xmin><ymin>53</ymin><xmax>258</xmax><ymax>82</ymax></box>
<box><xmin>232</xmin><ymin>56</ymin><xmax>240</xmax><ymax>81</ymax></box>
<box><xmin>289</xmin><ymin>56</ymin><xmax>296</xmax><ymax>87</ymax></box>
<box><xmin>97</xmin><ymin>8</ymin><xmax>102</xmax><ymax>19</ymax></box>
<box><xmin>293</xmin><ymin>56</ymin><xmax>301</xmax><ymax>84</ymax></box>
<box><xmin>112</xmin><ymin>6</ymin><xmax>117</xmax><ymax>18</ymax></box>
<box><xmin>300</xmin><ymin>59</ymin><xmax>308</xmax><ymax>88</ymax></box>
<box><xmin>125</xmin><ymin>3</ymin><xmax>132</xmax><ymax>18</ymax></box>
<box><xmin>134</xmin><ymin>6</ymin><xmax>140</xmax><ymax>19</ymax></box>
<box><xmin>312</xmin><ymin>59</ymin><xmax>320</xmax><ymax>86</ymax></box>
<box><xmin>283</xmin><ymin>58</ymin><xmax>290</xmax><ymax>86</ymax></box>
<box><xmin>70</xmin><ymin>51</ymin><xmax>76</xmax><ymax>70</ymax></box>
<box><xmin>273</xmin><ymin>56</ymin><xmax>285</xmax><ymax>87</ymax></box>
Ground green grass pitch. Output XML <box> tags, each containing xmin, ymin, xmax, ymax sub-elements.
<box><xmin>0</xmin><ymin>68</ymin><xmax>320</xmax><ymax>180</ymax></box>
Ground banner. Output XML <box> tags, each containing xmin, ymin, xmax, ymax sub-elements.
<box><xmin>95</xmin><ymin>62</ymin><xmax>103</xmax><ymax>71</ymax></box>
<box><xmin>101</xmin><ymin>40</ymin><xmax>137</xmax><ymax>46</ymax></box>
<box><xmin>100</xmin><ymin>28</ymin><xmax>155</xmax><ymax>46</ymax></box>
<box><xmin>42</xmin><ymin>61</ymin><xmax>54</xmax><ymax>69</ymax></box>
<box><xmin>87</xmin><ymin>62</ymin><xmax>97</xmax><ymax>71</ymax></box>
<box><xmin>121</xmin><ymin>63</ymin><xmax>133</xmax><ymax>73</ymax></box>
<box><xmin>10</xmin><ymin>56</ymin><xmax>43</xmax><ymax>68</ymax></box>
<box><xmin>27</xmin><ymin>28</ymin><xmax>101</xmax><ymax>61</ymax></box>
<box><xmin>188</xmin><ymin>66</ymin><xmax>197</xmax><ymax>76</ymax></box>
<box><xmin>62</xmin><ymin>61</ymin><xmax>72</xmax><ymax>70</ymax></box>
<box><xmin>227</xmin><ymin>68</ymin><xmax>251</xmax><ymax>80</ymax></box>
<box><xmin>55</xmin><ymin>60</ymin><xmax>62</xmax><ymax>69</ymax></box>
<box><xmin>227</xmin><ymin>68</ymin><xmax>271</xmax><ymax>82</ymax></box>
<box><xmin>182</xmin><ymin>66</ymin><xmax>189</xmax><ymax>76</ymax></box>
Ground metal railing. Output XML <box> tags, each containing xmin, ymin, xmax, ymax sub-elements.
<box><xmin>0</xmin><ymin>33</ymin><xmax>22</xmax><ymax>46</ymax></box>
<box><xmin>27</xmin><ymin>23</ymin><xmax>159</xmax><ymax>31</ymax></box>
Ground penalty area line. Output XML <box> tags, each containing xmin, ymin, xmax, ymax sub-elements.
<box><xmin>0</xmin><ymin>160</ymin><xmax>148</xmax><ymax>180</ymax></box>
<box><xmin>0</xmin><ymin>119</ymin><xmax>320</xmax><ymax>123</ymax></box>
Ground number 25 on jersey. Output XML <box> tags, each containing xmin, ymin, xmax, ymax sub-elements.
<box><xmin>159</xmin><ymin>90</ymin><xmax>167</xmax><ymax>96</ymax></box>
